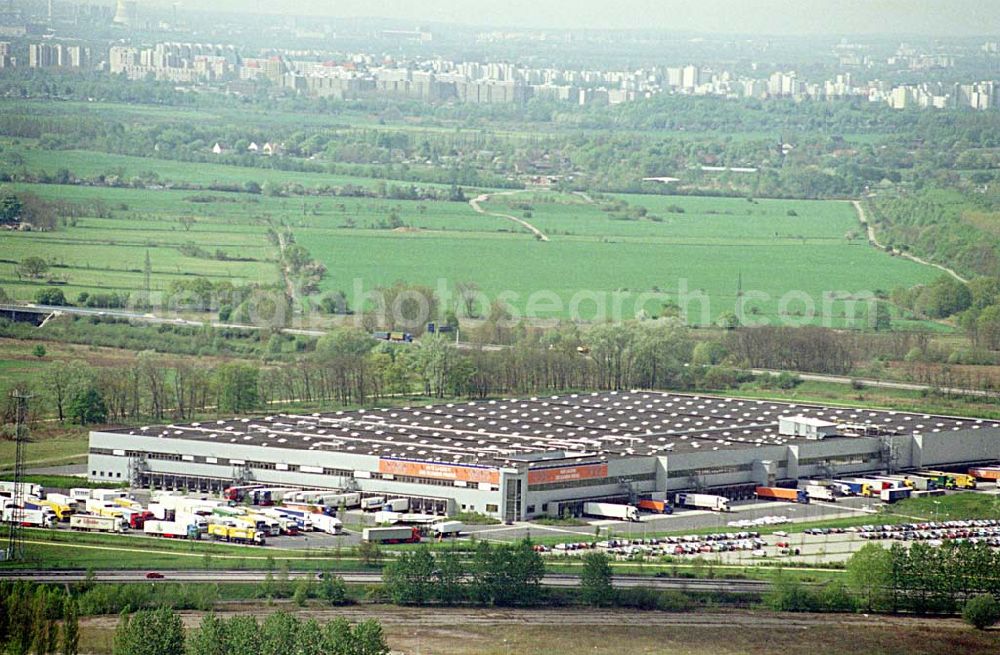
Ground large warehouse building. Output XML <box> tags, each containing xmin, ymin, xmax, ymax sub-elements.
<box><xmin>88</xmin><ymin>391</ymin><xmax>1000</xmax><ymax>521</ymax></box>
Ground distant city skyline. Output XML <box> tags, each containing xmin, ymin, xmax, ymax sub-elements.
<box><xmin>160</xmin><ymin>0</ymin><xmax>1000</xmax><ymax>36</ymax></box>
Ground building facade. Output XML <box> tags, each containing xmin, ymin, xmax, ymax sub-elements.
<box><xmin>88</xmin><ymin>391</ymin><xmax>1000</xmax><ymax>521</ymax></box>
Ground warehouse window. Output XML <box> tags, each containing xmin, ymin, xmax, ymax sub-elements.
<box><xmin>529</xmin><ymin>472</ymin><xmax>655</xmax><ymax>491</ymax></box>
<box><xmin>486</xmin><ymin>504</ymin><xmax>498</xmax><ymax>513</ymax></box>
<box><xmin>666</xmin><ymin>464</ymin><xmax>753</xmax><ymax>479</ymax></box>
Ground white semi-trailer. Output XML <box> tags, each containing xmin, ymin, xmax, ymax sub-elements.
<box><xmin>804</xmin><ymin>484</ymin><xmax>837</xmax><ymax>502</ymax></box>
<box><xmin>432</xmin><ymin>521</ymin><xmax>465</xmax><ymax>537</ymax></box>
<box><xmin>310</xmin><ymin>513</ymin><xmax>343</xmax><ymax>535</ymax></box>
<box><xmin>2</xmin><ymin>507</ymin><xmax>56</xmax><ymax>528</ymax></box>
<box><xmin>582</xmin><ymin>502</ymin><xmax>640</xmax><ymax>522</ymax></box>
<box><xmin>362</xmin><ymin>526</ymin><xmax>420</xmax><ymax>543</ymax></box>
<box><xmin>673</xmin><ymin>493</ymin><xmax>731</xmax><ymax>512</ymax></box>
<box><xmin>69</xmin><ymin>514</ymin><xmax>125</xmax><ymax>533</ymax></box>
<box><xmin>382</xmin><ymin>499</ymin><xmax>409</xmax><ymax>512</ymax></box>
<box><xmin>143</xmin><ymin>520</ymin><xmax>195</xmax><ymax>539</ymax></box>
<box><xmin>360</xmin><ymin>496</ymin><xmax>386</xmax><ymax>511</ymax></box>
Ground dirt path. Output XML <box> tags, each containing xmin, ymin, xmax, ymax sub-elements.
<box><xmin>80</xmin><ymin>605</ymin><xmax>968</xmax><ymax>631</ymax></box>
<box><xmin>469</xmin><ymin>191</ymin><xmax>549</xmax><ymax>241</ymax></box>
<box><xmin>852</xmin><ymin>200</ymin><xmax>967</xmax><ymax>283</ymax></box>
<box><xmin>274</xmin><ymin>229</ymin><xmax>299</xmax><ymax>306</ymax></box>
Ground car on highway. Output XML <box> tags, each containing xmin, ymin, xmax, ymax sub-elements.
<box><xmin>145</xmin><ymin>572</ymin><xmax>164</xmax><ymax>579</ymax></box>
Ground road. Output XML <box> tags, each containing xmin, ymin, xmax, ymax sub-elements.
<box><xmin>851</xmin><ymin>200</ymin><xmax>967</xmax><ymax>283</ymax></box>
<box><xmin>750</xmin><ymin>367</ymin><xmax>1000</xmax><ymax>399</ymax></box>
<box><xmin>1</xmin><ymin>303</ymin><xmax>327</xmax><ymax>337</ymax></box>
<box><xmin>0</xmin><ymin>570</ymin><xmax>773</xmax><ymax>593</ymax></box>
<box><xmin>470</xmin><ymin>191</ymin><xmax>550</xmax><ymax>241</ymax></box>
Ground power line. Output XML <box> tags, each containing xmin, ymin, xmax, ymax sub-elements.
<box><xmin>3</xmin><ymin>391</ymin><xmax>31</xmax><ymax>562</ymax></box>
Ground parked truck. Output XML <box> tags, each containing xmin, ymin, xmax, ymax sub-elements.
<box><xmin>382</xmin><ymin>498</ymin><xmax>409</xmax><ymax>513</ymax></box>
<box><xmin>90</xmin><ymin>489</ymin><xmax>128</xmax><ymax>502</ymax></box>
<box><xmin>0</xmin><ymin>482</ymin><xmax>43</xmax><ymax>498</ymax></box>
<box><xmin>70</xmin><ymin>514</ymin><xmax>125</xmax><ymax>533</ymax></box>
<box><xmin>911</xmin><ymin>472</ymin><xmax>957</xmax><ymax>490</ymax></box>
<box><xmin>2</xmin><ymin>507</ymin><xmax>56</xmax><ymax>528</ymax></box>
<box><xmin>882</xmin><ymin>475</ymin><xmax>935</xmax><ymax>491</ymax></box>
<box><xmin>120</xmin><ymin>509</ymin><xmax>154</xmax><ymax>530</ymax></box>
<box><xmin>362</xmin><ymin>526</ymin><xmax>421</xmax><ymax>544</ymax></box>
<box><xmin>207</xmin><ymin>523</ymin><xmax>265</xmax><ymax>545</ymax></box>
<box><xmin>833</xmin><ymin>480</ymin><xmax>874</xmax><ymax>497</ymax></box>
<box><xmin>918</xmin><ymin>470</ymin><xmax>976</xmax><ymax>489</ymax></box>
<box><xmin>755</xmin><ymin>487</ymin><xmax>809</xmax><ymax>504</ymax></box>
<box><xmin>360</xmin><ymin>496</ymin><xmax>386</xmax><ymax>511</ymax></box>
<box><xmin>673</xmin><ymin>493</ymin><xmax>731</xmax><ymax>512</ymax></box>
<box><xmin>583</xmin><ymin>502</ymin><xmax>640</xmax><ymax>521</ymax></box>
<box><xmin>968</xmin><ymin>466</ymin><xmax>1000</xmax><ymax>481</ymax></box>
<box><xmin>803</xmin><ymin>484</ymin><xmax>837</xmax><ymax>502</ymax></box>
<box><xmin>432</xmin><ymin>521</ymin><xmax>465</xmax><ymax>537</ymax></box>
<box><xmin>24</xmin><ymin>498</ymin><xmax>67</xmax><ymax>521</ymax></box>
<box><xmin>637</xmin><ymin>499</ymin><xmax>673</xmax><ymax>514</ymax></box>
<box><xmin>43</xmin><ymin>493</ymin><xmax>78</xmax><ymax>512</ymax></box>
<box><xmin>310</xmin><ymin>513</ymin><xmax>343</xmax><ymax>535</ymax></box>
<box><xmin>318</xmin><ymin>492</ymin><xmax>361</xmax><ymax>509</ymax></box>
<box><xmin>144</xmin><ymin>520</ymin><xmax>197</xmax><ymax>539</ymax></box>
<box><xmin>880</xmin><ymin>487</ymin><xmax>912</xmax><ymax>503</ymax></box>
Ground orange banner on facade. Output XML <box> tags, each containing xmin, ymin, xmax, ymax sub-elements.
<box><xmin>378</xmin><ymin>459</ymin><xmax>500</xmax><ymax>485</ymax></box>
<box><xmin>528</xmin><ymin>463</ymin><xmax>608</xmax><ymax>486</ymax></box>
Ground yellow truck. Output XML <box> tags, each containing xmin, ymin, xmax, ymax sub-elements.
<box><xmin>207</xmin><ymin>523</ymin><xmax>265</xmax><ymax>545</ymax></box>
<box><xmin>36</xmin><ymin>500</ymin><xmax>74</xmax><ymax>522</ymax></box>
<box><xmin>919</xmin><ymin>470</ymin><xmax>977</xmax><ymax>489</ymax></box>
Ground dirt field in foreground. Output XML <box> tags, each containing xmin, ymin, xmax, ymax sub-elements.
<box><xmin>78</xmin><ymin>605</ymin><xmax>1000</xmax><ymax>654</ymax></box>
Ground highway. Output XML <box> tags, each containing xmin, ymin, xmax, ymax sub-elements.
<box><xmin>0</xmin><ymin>570</ymin><xmax>772</xmax><ymax>593</ymax></box>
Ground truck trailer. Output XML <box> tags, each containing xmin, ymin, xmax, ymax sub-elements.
<box><xmin>310</xmin><ymin>513</ymin><xmax>343</xmax><ymax>535</ymax></box>
<box><xmin>2</xmin><ymin>507</ymin><xmax>56</xmax><ymax>528</ymax></box>
<box><xmin>382</xmin><ymin>499</ymin><xmax>410</xmax><ymax>513</ymax></box>
<box><xmin>755</xmin><ymin>487</ymin><xmax>809</xmax><ymax>504</ymax></box>
<box><xmin>207</xmin><ymin>523</ymin><xmax>265</xmax><ymax>545</ymax></box>
<box><xmin>637</xmin><ymin>499</ymin><xmax>673</xmax><ymax>514</ymax></box>
<box><xmin>144</xmin><ymin>520</ymin><xmax>197</xmax><ymax>539</ymax></box>
<box><xmin>803</xmin><ymin>484</ymin><xmax>837</xmax><ymax>502</ymax></box>
<box><xmin>583</xmin><ymin>502</ymin><xmax>641</xmax><ymax>522</ymax></box>
<box><xmin>911</xmin><ymin>472</ymin><xmax>957</xmax><ymax>490</ymax></box>
<box><xmin>833</xmin><ymin>480</ymin><xmax>874</xmax><ymax>497</ymax></box>
<box><xmin>432</xmin><ymin>521</ymin><xmax>465</xmax><ymax>537</ymax></box>
<box><xmin>360</xmin><ymin>496</ymin><xmax>386</xmax><ymax>511</ymax></box>
<box><xmin>968</xmin><ymin>466</ymin><xmax>1000</xmax><ymax>481</ymax></box>
<box><xmin>918</xmin><ymin>470</ymin><xmax>976</xmax><ymax>489</ymax></box>
<box><xmin>70</xmin><ymin>514</ymin><xmax>125</xmax><ymax>533</ymax></box>
<box><xmin>880</xmin><ymin>487</ymin><xmax>912</xmax><ymax>503</ymax></box>
<box><xmin>673</xmin><ymin>493</ymin><xmax>731</xmax><ymax>512</ymax></box>
<box><xmin>362</xmin><ymin>526</ymin><xmax>421</xmax><ymax>544</ymax></box>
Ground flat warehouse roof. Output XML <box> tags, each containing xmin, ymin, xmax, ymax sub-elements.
<box><xmin>103</xmin><ymin>391</ymin><xmax>999</xmax><ymax>468</ymax></box>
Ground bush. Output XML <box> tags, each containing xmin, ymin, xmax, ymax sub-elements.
<box><xmin>616</xmin><ymin>587</ymin><xmax>659</xmax><ymax>610</ymax></box>
<box><xmin>816</xmin><ymin>582</ymin><xmax>856</xmax><ymax>612</ymax></box>
<box><xmin>764</xmin><ymin>572</ymin><xmax>818</xmax><ymax>612</ymax></box>
<box><xmin>35</xmin><ymin>288</ymin><xmax>68</xmax><ymax>306</ymax></box>
<box><xmin>963</xmin><ymin>595</ymin><xmax>1000</xmax><ymax>630</ymax></box>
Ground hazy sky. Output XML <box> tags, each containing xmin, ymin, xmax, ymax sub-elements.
<box><xmin>174</xmin><ymin>0</ymin><xmax>1000</xmax><ymax>35</ymax></box>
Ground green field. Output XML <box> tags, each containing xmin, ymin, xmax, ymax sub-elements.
<box><xmin>0</xmin><ymin>182</ymin><xmax>940</xmax><ymax>325</ymax></box>
<box><xmin>0</xmin><ymin>129</ymin><xmax>941</xmax><ymax>325</ymax></box>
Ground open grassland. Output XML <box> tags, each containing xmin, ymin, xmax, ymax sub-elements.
<box><xmin>0</xmin><ymin>148</ymin><xmax>940</xmax><ymax>324</ymax></box>
<box><xmin>707</xmin><ymin>380</ymin><xmax>1000</xmax><ymax>420</ymax></box>
<box><xmin>306</xmin><ymin>191</ymin><xmax>937</xmax><ymax>324</ymax></box>
<box><xmin>73</xmin><ymin>606</ymin><xmax>1000</xmax><ymax>655</ymax></box>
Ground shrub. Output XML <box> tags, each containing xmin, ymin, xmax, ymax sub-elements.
<box><xmin>964</xmin><ymin>595</ymin><xmax>1000</xmax><ymax>630</ymax></box>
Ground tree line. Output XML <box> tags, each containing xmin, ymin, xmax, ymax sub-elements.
<box><xmin>114</xmin><ymin>609</ymin><xmax>389</xmax><ymax>655</ymax></box>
